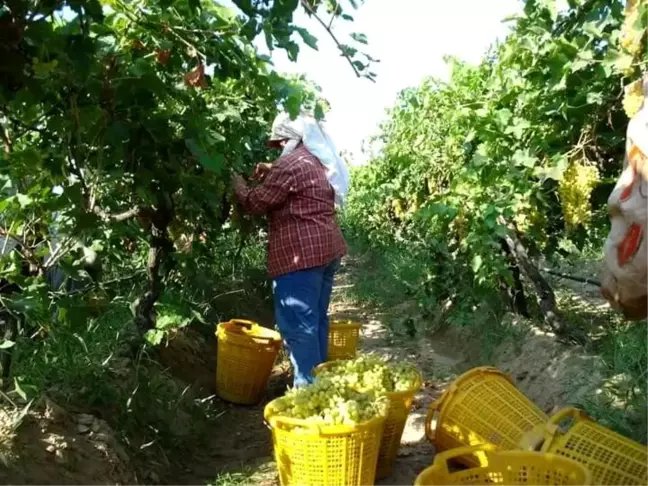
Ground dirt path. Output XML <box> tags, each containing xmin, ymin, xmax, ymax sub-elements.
<box><xmin>326</xmin><ymin>259</ymin><xmax>462</xmax><ymax>485</ymax></box>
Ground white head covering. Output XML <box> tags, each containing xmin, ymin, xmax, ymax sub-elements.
<box><xmin>270</xmin><ymin>112</ymin><xmax>350</xmax><ymax>207</ymax></box>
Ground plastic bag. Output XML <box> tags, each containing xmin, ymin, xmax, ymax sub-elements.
<box><xmin>600</xmin><ymin>75</ymin><xmax>648</xmax><ymax>320</ymax></box>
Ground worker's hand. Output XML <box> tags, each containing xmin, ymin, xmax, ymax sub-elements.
<box><xmin>253</xmin><ymin>162</ymin><xmax>272</xmax><ymax>181</ymax></box>
<box><xmin>231</xmin><ymin>173</ymin><xmax>246</xmax><ymax>191</ymax></box>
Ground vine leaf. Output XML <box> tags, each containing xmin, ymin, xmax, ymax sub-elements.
<box><xmin>296</xmin><ymin>27</ymin><xmax>318</xmax><ymax>50</ymax></box>
<box><xmin>186</xmin><ymin>139</ymin><xmax>225</xmax><ymax>174</ymax></box>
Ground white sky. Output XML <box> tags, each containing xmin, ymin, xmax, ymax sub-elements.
<box><xmin>253</xmin><ymin>0</ymin><xmax>523</xmax><ymax>164</ymax></box>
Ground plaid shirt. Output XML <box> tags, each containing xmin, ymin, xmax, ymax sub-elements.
<box><xmin>235</xmin><ymin>146</ymin><xmax>347</xmax><ymax>277</ymax></box>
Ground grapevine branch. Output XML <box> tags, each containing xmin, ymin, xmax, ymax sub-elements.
<box><xmin>299</xmin><ymin>0</ymin><xmax>363</xmax><ymax>80</ymax></box>
<box><xmin>66</xmin><ymin>151</ymin><xmax>143</xmax><ymax>223</ymax></box>
<box><xmin>93</xmin><ymin>206</ymin><xmax>144</xmax><ymax>223</ymax></box>
<box><xmin>1</xmin><ymin>121</ymin><xmax>12</xmax><ymax>153</ymax></box>
<box><xmin>66</xmin><ymin>100</ymin><xmax>144</xmax><ymax>224</ymax></box>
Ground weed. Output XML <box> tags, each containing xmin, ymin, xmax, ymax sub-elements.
<box><xmin>207</xmin><ymin>468</ymin><xmax>254</xmax><ymax>486</ymax></box>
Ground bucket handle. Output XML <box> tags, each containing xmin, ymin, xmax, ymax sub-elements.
<box><xmin>519</xmin><ymin>423</ymin><xmax>557</xmax><ymax>452</ymax></box>
<box><xmin>425</xmin><ymin>398</ymin><xmax>442</xmax><ymax>441</ymax></box>
<box><xmin>228</xmin><ymin>319</ymin><xmax>257</xmax><ymax>328</ymax></box>
<box><xmin>549</xmin><ymin>407</ymin><xmax>591</xmax><ymax>431</ymax></box>
<box><xmin>225</xmin><ymin>319</ymin><xmax>279</xmax><ymax>343</ymax></box>
<box><xmin>432</xmin><ymin>444</ymin><xmax>497</xmax><ymax>475</ymax></box>
<box><xmin>425</xmin><ymin>383</ymin><xmax>459</xmax><ymax>442</ymax></box>
<box><xmin>518</xmin><ymin>407</ymin><xmax>591</xmax><ymax>452</ymax></box>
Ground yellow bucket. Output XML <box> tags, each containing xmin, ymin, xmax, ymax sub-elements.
<box><xmin>327</xmin><ymin>320</ymin><xmax>361</xmax><ymax>361</ymax></box>
<box><xmin>521</xmin><ymin>407</ymin><xmax>647</xmax><ymax>485</ymax></box>
<box><xmin>414</xmin><ymin>444</ymin><xmax>591</xmax><ymax>485</ymax></box>
<box><xmin>216</xmin><ymin>319</ymin><xmax>281</xmax><ymax>405</ymax></box>
<box><xmin>374</xmin><ymin>366</ymin><xmax>422</xmax><ymax>480</ymax></box>
<box><xmin>313</xmin><ymin>361</ymin><xmax>423</xmax><ymax>479</ymax></box>
<box><xmin>425</xmin><ymin>366</ymin><xmax>548</xmax><ymax>466</ymax></box>
<box><xmin>264</xmin><ymin>398</ymin><xmax>385</xmax><ymax>486</ymax></box>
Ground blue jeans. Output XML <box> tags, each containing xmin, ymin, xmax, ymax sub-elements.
<box><xmin>273</xmin><ymin>258</ymin><xmax>340</xmax><ymax>388</ymax></box>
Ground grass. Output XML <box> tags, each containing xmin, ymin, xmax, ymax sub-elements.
<box><xmin>337</xmin><ymin>234</ymin><xmax>425</xmax><ymax>309</ymax></box>
<box><xmin>5</xmin><ymin>233</ymin><xmax>274</xmax><ymax>474</ymax></box>
<box><xmin>340</xmin><ymin>233</ymin><xmax>521</xmax><ymax>359</ymax></box>
<box><xmin>10</xmin><ymin>299</ymin><xmax>225</xmax><ymax>454</ymax></box>
<box><xmin>206</xmin><ymin>468</ymin><xmax>254</xmax><ymax>486</ymax></box>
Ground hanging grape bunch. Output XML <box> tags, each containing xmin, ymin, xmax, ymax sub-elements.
<box><xmin>558</xmin><ymin>161</ymin><xmax>600</xmax><ymax>232</ymax></box>
<box><xmin>619</xmin><ymin>0</ymin><xmax>646</xmax><ymax>58</ymax></box>
<box><xmin>624</xmin><ymin>78</ymin><xmax>645</xmax><ymax>118</ymax></box>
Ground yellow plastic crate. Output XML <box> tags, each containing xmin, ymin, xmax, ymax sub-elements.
<box><xmin>327</xmin><ymin>320</ymin><xmax>361</xmax><ymax>361</ymax></box>
<box><xmin>414</xmin><ymin>444</ymin><xmax>591</xmax><ymax>485</ymax></box>
<box><xmin>314</xmin><ymin>360</ymin><xmax>423</xmax><ymax>479</ymax></box>
<box><xmin>521</xmin><ymin>407</ymin><xmax>648</xmax><ymax>485</ymax></box>
<box><xmin>216</xmin><ymin>319</ymin><xmax>281</xmax><ymax>405</ymax></box>
<box><xmin>264</xmin><ymin>398</ymin><xmax>385</xmax><ymax>486</ymax></box>
<box><xmin>425</xmin><ymin>366</ymin><xmax>548</xmax><ymax>466</ymax></box>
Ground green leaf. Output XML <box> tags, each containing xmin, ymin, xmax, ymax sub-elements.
<box><xmin>339</xmin><ymin>44</ymin><xmax>357</xmax><ymax>57</ymax></box>
<box><xmin>285</xmin><ymin>93</ymin><xmax>302</xmax><ymax>118</ymax></box>
<box><xmin>314</xmin><ymin>102</ymin><xmax>325</xmax><ymax>120</ymax></box>
<box><xmin>350</xmin><ymin>32</ymin><xmax>368</xmax><ymax>44</ymax></box>
<box><xmin>16</xmin><ymin>194</ymin><xmax>32</xmax><ymax>207</ymax></box>
<box><xmin>512</xmin><ymin>150</ymin><xmax>537</xmax><ymax>168</ymax></box>
<box><xmin>13</xmin><ymin>378</ymin><xmax>27</xmax><ymax>401</ymax></box>
<box><xmin>505</xmin><ymin>118</ymin><xmax>530</xmax><ymax>140</ymax></box>
<box><xmin>296</xmin><ymin>28</ymin><xmax>318</xmax><ymax>50</ymax></box>
<box><xmin>535</xmin><ymin>155</ymin><xmax>568</xmax><ymax>181</ymax></box>
<box><xmin>586</xmin><ymin>91</ymin><xmax>604</xmax><ymax>105</ymax></box>
<box><xmin>0</xmin><ymin>340</ymin><xmax>15</xmax><ymax>349</ymax></box>
<box><xmin>145</xmin><ymin>329</ymin><xmax>165</xmax><ymax>346</ymax></box>
<box><xmin>32</xmin><ymin>59</ymin><xmax>59</xmax><ymax>78</ymax></box>
<box><xmin>496</xmin><ymin>109</ymin><xmax>512</xmax><ymax>127</ymax></box>
<box><xmin>471</xmin><ymin>144</ymin><xmax>489</xmax><ymax>166</ymax></box>
<box><xmin>352</xmin><ymin>60</ymin><xmax>366</xmax><ymax>72</ymax></box>
<box><xmin>186</xmin><ymin>138</ymin><xmax>225</xmax><ymax>174</ymax></box>
<box><xmin>471</xmin><ymin>254</ymin><xmax>483</xmax><ymax>273</ymax></box>
<box><xmin>603</xmin><ymin>49</ymin><xmax>634</xmax><ymax>75</ymax></box>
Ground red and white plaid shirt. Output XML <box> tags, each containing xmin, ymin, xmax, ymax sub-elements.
<box><xmin>235</xmin><ymin>146</ymin><xmax>347</xmax><ymax>277</ymax></box>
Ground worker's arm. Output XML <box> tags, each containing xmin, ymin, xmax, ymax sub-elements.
<box><xmin>233</xmin><ymin>163</ymin><xmax>294</xmax><ymax>216</ymax></box>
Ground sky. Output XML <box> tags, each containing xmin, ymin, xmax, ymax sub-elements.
<box><xmin>252</xmin><ymin>0</ymin><xmax>523</xmax><ymax>165</ymax></box>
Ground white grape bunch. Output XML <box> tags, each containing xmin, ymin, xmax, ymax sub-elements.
<box><xmin>623</xmin><ymin>79</ymin><xmax>645</xmax><ymax>118</ymax></box>
<box><xmin>558</xmin><ymin>161</ymin><xmax>600</xmax><ymax>231</ymax></box>
<box><xmin>267</xmin><ymin>376</ymin><xmax>389</xmax><ymax>428</ymax></box>
<box><xmin>316</xmin><ymin>354</ymin><xmax>421</xmax><ymax>396</ymax></box>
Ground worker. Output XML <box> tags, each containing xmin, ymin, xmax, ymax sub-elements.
<box><xmin>231</xmin><ymin>112</ymin><xmax>350</xmax><ymax>387</ymax></box>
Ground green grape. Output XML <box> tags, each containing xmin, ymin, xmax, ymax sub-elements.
<box><xmin>269</xmin><ymin>372</ymin><xmax>388</xmax><ymax>427</ymax></box>
<box><xmin>620</xmin><ymin>0</ymin><xmax>645</xmax><ymax>57</ymax></box>
<box><xmin>317</xmin><ymin>354</ymin><xmax>420</xmax><ymax>397</ymax></box>
<box><xmin>558</xmin><ymin>162</ymin><xmax>600</xmax><ymax>232</ymax></box>
<box><xmin>623</xmin><ymin>79</ymin><xmax>645</xmax><ymax>118</ymax></box>
<box><xmin>269</xmin><ymin>355</ymin><xmax>421</xmax><ymax>428</ymax></box>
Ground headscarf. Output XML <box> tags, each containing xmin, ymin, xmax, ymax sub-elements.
<box><xmin>269</xmin><ymin>112</ymin><xmax>350</xmax><ymax>207</ymax></box>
